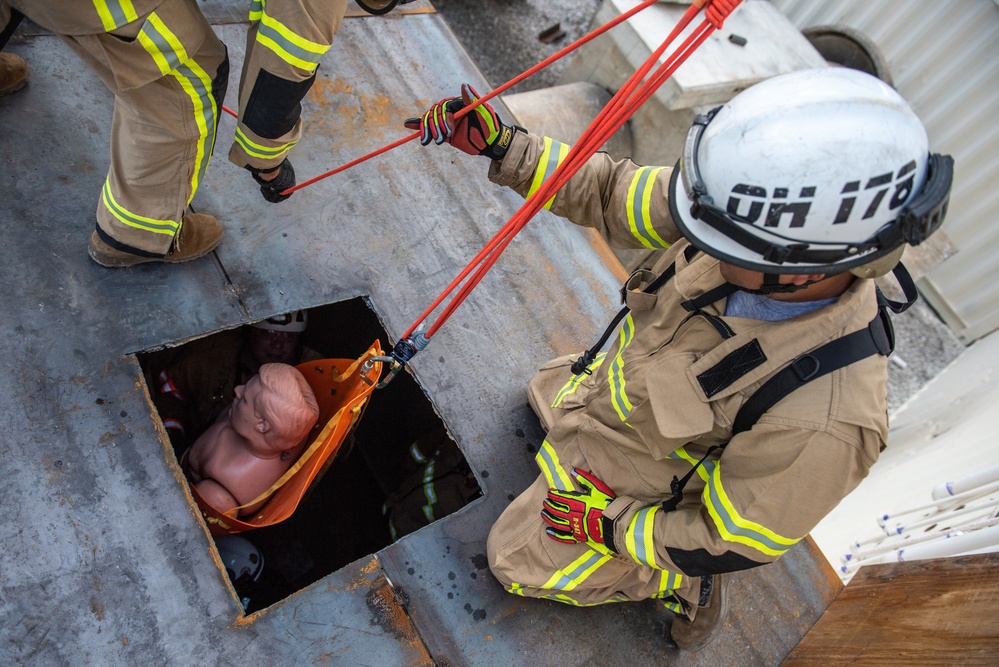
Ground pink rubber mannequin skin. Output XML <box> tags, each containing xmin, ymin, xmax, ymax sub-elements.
<box><xmin>183</xmin><ymin>363</ymin><xmax>319</xmax><ymax>516</ymax></box>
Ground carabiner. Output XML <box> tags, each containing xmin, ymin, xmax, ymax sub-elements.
<box><xmin>361</xmin><ymin>355</ymin><xmax>402</xmax><ymax>389</ymax></box>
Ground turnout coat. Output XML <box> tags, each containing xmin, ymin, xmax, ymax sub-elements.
<box><xmin>485</xmin><ymin>131</ymin><xmax>888</xmax><ymax>611</ymax></box>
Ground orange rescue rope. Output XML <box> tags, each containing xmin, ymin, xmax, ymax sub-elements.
<box><xmin>378</xmin><ymin>0</ymin><xmax>740</xmax><ymax>376</ymax></box>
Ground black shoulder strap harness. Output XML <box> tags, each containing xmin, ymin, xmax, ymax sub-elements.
<box><xmin>574</xmin><ymin>249</ymin><xmax>918</xmax><ymax>513</ymax></box>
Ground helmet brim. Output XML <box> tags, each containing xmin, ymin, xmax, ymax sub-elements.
<box><xmin>668</xmin><ymin>162</ymin><xmax>901</xmax><ymax>276</ymax></box>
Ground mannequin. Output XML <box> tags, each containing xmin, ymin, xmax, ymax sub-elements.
<box><xmin>184</xmin><ymin>363</ymin><xmax>320</xmax><ymax>516</ymax></box>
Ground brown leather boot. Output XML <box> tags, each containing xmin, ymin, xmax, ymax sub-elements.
<box><xmin>88</xmin><ymin>213</ymin><xmax>222</xmax><ymax>267</ymax></box>
<box><xmin>0</xmin><ymin>52</ymin><xmax>29</xmax><ymax>96</ymax></box>
<box><xmin>670</xmin><ymin>574</ymin><xmax>729</xmax><ymax>651</ymax></box>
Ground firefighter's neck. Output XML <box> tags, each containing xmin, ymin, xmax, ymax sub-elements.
<box><xmin>719</xmin><ymin>263</ymin><xmax>855</xmax><ymax>303</ymax></box>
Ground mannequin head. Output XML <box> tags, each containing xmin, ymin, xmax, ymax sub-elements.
<box><xmin>229</xmin><ymin>363</ymin><xmax>320</xmax><ymax>453</ymax></box>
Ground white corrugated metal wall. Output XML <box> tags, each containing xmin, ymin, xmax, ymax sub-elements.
<box><xmin>771</xmin><ymin>0</ymin><xmax>999</xmax><ymax>343</ymax></box>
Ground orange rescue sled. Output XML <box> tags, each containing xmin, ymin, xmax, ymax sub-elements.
<box><xmin>191</xmin><ymin>341</ymin><xmax>383</xmax><ymax>536</ymax></box>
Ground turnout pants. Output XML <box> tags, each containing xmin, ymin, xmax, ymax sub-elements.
<box><xmin>5</xmin><ymin>0</ymin><xmax>229</xmax><ymax>255</ymax></box>
<box><xmin>228</xmin><ymin>0</ymin><xmax>348</xmax><ymax>171</ymax></box>
<box><xmin>487</xmin><ymin>356</ymin><xmax>701</xmax><ymax>616</ymax></box>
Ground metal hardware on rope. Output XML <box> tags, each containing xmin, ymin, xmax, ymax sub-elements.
<box><xmin>360</xmin><ymin>329</ymin><xmax>430</xmax><ymax>388</ymax></box>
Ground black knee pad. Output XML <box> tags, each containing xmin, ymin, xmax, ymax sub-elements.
<box><xmin>211</xmin><ymin>48</ymin><xmax>230</xmax><ymax>138</ymax></box>
<box><xmin>243</xmin><ymin>68</ymin><xmax>317</xmax><ymax>139</ymax></box>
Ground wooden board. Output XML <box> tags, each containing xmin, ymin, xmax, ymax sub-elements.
<box><xmin>784</xmin><ymin>552</ymin><xmax>999</xmax><ymax>666</ymax></box>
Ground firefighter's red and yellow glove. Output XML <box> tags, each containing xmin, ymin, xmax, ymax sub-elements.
<box><xmin>541</xmin><ymin>468</ymin><xmax>617</xmax><ymax>552</ymax></box>
<box><xmin>404</xmin><ymin>83</ymin><xmax>518</xmax><ymax>160</ymax></box>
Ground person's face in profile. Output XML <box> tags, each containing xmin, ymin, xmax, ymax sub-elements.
<box><xmin>249</xmin><ymin>328</ymin><xmax>301</xmax><ymax>366</ymax></box>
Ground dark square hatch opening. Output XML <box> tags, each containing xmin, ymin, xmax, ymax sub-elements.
<box><xmin>137</xmin><ymin>297</ymin><xmax>481</xmax><ymax>614</ymax></box>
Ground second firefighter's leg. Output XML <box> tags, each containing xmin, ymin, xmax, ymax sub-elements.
<box><xmin>230</xmin><ymin>0</ymin><xmax>348</xmax><ymax>202</ymax></box>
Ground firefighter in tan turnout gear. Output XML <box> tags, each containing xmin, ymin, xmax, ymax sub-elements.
<box><xmin>408</xmin><ymin>69</ymin><xmax>953</xmax><ymax>650</ymax></box>
<box><xmin>0</xmin><ymin>0</ymin><xmax>229</xmax><ymax>267</ymax></box>
<box><xmin>227</xmin><ymin>0</ymin><xmax>349</xmax><ymax>203</ymax></box>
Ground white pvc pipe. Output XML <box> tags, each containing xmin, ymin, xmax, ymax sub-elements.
<box><xmin>878</xmin><ymin>480</ymin><xmax>999</xmax><ymax>527</ymax></box>
<box><xmin>849</xmin><ymin>516</ymin><xmax>999</xmax><ymax>563</ymax></box>
<box><xmin>898</xmin><ymin>523</ymin><xmax>999</xmax><ymax>561</ymax></box>
<box><xmin>932</xmin><ymin>463</ymin><xmax>999</xmax><ymax>500</ymax></box>
<box><xmin>884</xmin><ymin>500</ymin><xmax>999</xmax><ymax>537</ymax></box>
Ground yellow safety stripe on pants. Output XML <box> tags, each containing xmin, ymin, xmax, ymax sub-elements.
<box><xmin>234</xmin><ymin>127</ymin><xmax>299</xmax><ymax>161</ymax></box>
<box><xmin>702</xmin><ymin>460</ymin><xmax>799</xmax><ymax>557</ymax></box>
<box><xmin>539</xmin><ymin>549</ymin><xmax>613</xmax><ymax>592</ymax></box>
<box><xmin>252</xmin><ymin>1</ymin><xmax>331</xmax><ymax>72</ymax></box>
<box><xmin>608</xmin><ymin>314</ymin><xmax>636</xmax><ymax>421</ymax></box>
<box><xmin>527</xmin><ymin>137</ymin><xmax>569</xmax><ymax>210</ymax></box>
<box><xmin>550</xmin><ymin>352</ymin><xmax>607</xmax><ymax>408</ymax></box>
<box><xmin>667</xmin><ymin>446</ymin><xmax>712</xmax><ymax>484</ymax></box>
<box><xmin>134</xmin><ymin>12</ymin><xmax>218</xmax><ymax>204</ymax></box>
<box><xmin>662</xmin><ymin>597</ymin><xmax>685</xmax><ymax>614</ymax></box>
<box><xmin>93</xmin><ymin>0</ymin><xmax>139</xmax><ymax>33</ymax></box>
<box><xmin>421</xmin><ymin>458</ymin><xmax>437</xmax><ymax>523</ymax></box>
<box><xmin>102</xmin><ymin>180</ymin><xmax>180</xmax><ymax>236</ymax></box>
<box><xmin>538</xmin><ymin>592</ymin><xmax>628</xmax><ymax>606</ymax></box>
<box><xmin>650</xmin><ymin>578</ymin><xmax>684</xmax><ymax>606</ymax></box>
<box><xmin>626</xmin><ymin>166</ymin><xmax>671</xmax><ymax>249</ymax></box>
<box><xmin>507</xmin><ymin>583</ymin><xmax>626</xmax><ymax>605</ymax></box>
<box><xmin>172</xmin><ymin>60</ymin><xmax>219</xmax><ymax>205</ymax></box>
<box><xmin>137</xmin><ymin>12</ymin><xmax>189</xmax><ymax>76</ymax></box>
<box><xmin>409</xmin><ymin>441</ymin><xmax>427</xmax><ymax>464</ymax></box>
<box><xmin>535</xmin><ymin>440</ymin><xmax>574</xmax><ymax>492</ymax></box>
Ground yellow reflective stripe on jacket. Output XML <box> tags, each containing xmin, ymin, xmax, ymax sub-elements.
<box><xmin>624</xmin><ymin>505</ymin><xmax>660</xmax><ymax>568</ymax></box>
<box><xmin>254</xmin><ymin>5</ymin><xmax>331</xmax><ymax>72</ymax></box>
<box><xmin>234</xmin><ymin>127</ymin><xmax>299</xmax><ymax>160</ymax></box>
<box><xmin>527</xmin><ymin>137</ymin><xmax>569</xmax><ymax>210</ymax></box>
<box><xmin>550</xmin><ymin>352</ymin><xmax>607</xmax><ymax>408</ymax></box>
<box><xmin>102</xmin><ymin>181</ymin><xmax>179</xmax><ymax>235</ymax></box>
<box><xmin>93</xmin><ymin>0</ymin><xmax>139</xmax><ymax>33</ymax></box>
<box><xmin>137</xmin><ymin>12</ymin><xmax>189</xmax><ymax>76</ymax></box>
<box><xmin>667</xmin><ymin>446</ymin><xmax>711</xmax><ymax>484</ymax></box>
<box><xmin>539</xmin><ymin>549</ymin><xmax>612</xmax><ymax>592</ymax></box>
<box><xmin>608</xmin><ymin>315</ymin><xmax>636</xmax><ymax>421</ymax></box>
<box><xmin>702</xmin><ymin>460</ymin><xmax>799</xmax><ymax>557</ymax></box>
<box><xmin>626</xmin><ymin>166</ymin><xmax>671</xmax><ymax>249</ymax></box>
<box><xmin>535</xmin><ymin>440</ymin><xmax>573</xmax><ymax>492</ymax></box>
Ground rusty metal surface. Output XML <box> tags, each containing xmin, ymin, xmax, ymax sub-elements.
<box><xmin>0</xmin><ymin>5</ymin><xmax>839</xmax><ymax>665</ymax></box>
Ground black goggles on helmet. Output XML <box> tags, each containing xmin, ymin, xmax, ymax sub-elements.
<box><xmin>680</xmin><ymin>108</ymin><xmax>954</xmax><ymax>266</ymax></box>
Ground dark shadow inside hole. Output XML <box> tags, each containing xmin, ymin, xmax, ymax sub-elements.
<box><xmin>137</xmin><ymin>297</ymin><xmax>481</xmax><ymax>613</ymax></box>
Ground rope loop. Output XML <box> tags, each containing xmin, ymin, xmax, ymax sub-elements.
<box><xmin>705</xmin><ymin>0</ymin><xmax>739</xmax><ymax>28</ymax></box>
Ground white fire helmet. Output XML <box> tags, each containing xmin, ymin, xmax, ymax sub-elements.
<box><xmin>252</xmin><ymin>310</ymin><xmax>308</xmax><ymax>333</ymax></box>
<box><xmin>215</xmin><ymin>535</ymin><xmax>264</xmax><ymax>583</ymax></box>
<box><xmin>669</xmin><ymin>68</ymin><xmax>953</xmax><ymax>277</ymax></box>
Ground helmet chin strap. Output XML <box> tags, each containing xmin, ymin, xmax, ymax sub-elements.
<box><xmin>742</xmin><ymin>273</ymin><xmax>817</xmax><ymax>295</ymax></box>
